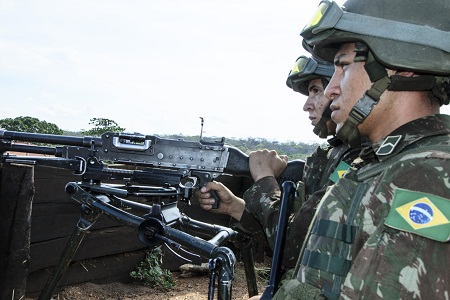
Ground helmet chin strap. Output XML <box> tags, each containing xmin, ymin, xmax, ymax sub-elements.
<box><xmin>313</xmin><ymin>105</ymin><xmax>332</xmax><ymax>138</ymax></box>
<box><xmin>336</xmin><ymin>44</ymin><xmax>392</xmax><ymax>147</ymax></box>
<box><xmin>335</xmin><ymin>42</ymin><xmax>441</xmax><ymax>147</ymax></box>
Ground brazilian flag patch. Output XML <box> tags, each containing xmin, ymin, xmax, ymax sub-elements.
<box><xmin>329</xmin><ymin>161</ymin><xmax>351</xmax><ymax>183</ymax></box>
<box><xmin>385</xmin><ymin>188</ymin><xmax>450</xmax><ymax>242</ymax></box>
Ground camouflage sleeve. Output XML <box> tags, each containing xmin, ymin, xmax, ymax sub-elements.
<box><xmin>233</xmin><ymin>209</ymin><xmax>268</xmax><ymax>245</ymax></box>
<box><xmin>242</xmin><ymin>176</ymin><xmax>322</xmax><ymax>268</ymax></box>
<box><xmin>241</xmin><ymin>175</ymin><xmax>281</xmax><ymax>250</ymax></box>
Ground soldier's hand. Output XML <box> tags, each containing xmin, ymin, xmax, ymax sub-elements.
<box><xmin>197</xmin><ymin>181</ymin><xmax>245</xmax><ymax>221</ymax></box>
<box><xmin>249</xmin><ymin>149</ymin><xmax>288</xmax><ymax>182</ymax></box>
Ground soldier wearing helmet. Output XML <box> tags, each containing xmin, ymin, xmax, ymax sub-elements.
<box><xmin>197</xmin><ymin>54</ymin><xmax>364</xmax><ymax>269</ymax></box>
<box><xmin>301</xmin><ymin>0</ymin><xmax>450</xmax><ymax>147</ymax></box>
<box><xmin>254</xmin><ymin>0</ymin><xmax>450</xmax><ymax>299</ymax></box>
<box><xmin>286</xmin><ymin>55</ymin><xmax>336</xmax><ymax>139</ymax></box>
<box><xmin>285</xmin><ymin>55</ymin><xmax>366</xmax><ymax>198</ymax></box>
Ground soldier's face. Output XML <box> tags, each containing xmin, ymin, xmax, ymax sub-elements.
<box><xmin>325</xmin><ymin>43</ymin><xmax>372</xmax><ymax>134</ymax></box>
<box><xmin>303</xmin><ymin>78</ymin><xmax>330</xmax><ymax>127</ymax></box>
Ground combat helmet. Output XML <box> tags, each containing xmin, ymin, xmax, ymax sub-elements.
<box><xmin>286</xmin><ymin>56</ymin><xmax>335</xmax><ymax>138</ymax></box>
<box><xmin>300</xmin><ymin>0</ymin><xmax>450</xmax><ymax>147</ymax></box>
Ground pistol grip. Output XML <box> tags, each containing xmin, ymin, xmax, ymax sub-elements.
<box><xmin>210</xmin><ymin>190</ymin><xmax>220</xmax><ymax>209</ymax></box>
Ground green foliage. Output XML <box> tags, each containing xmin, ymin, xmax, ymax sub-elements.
<box><xmin>130</xmin><ymin>247</ymin><xmax>176</xmax><ymax>290</ymax></box>
<box><xmin>80</xmin><ymin>118</ymin><xmax>125</xmax><ymax>136</ymax></box>
<box><xmin>0</xmin><ymin>116</ymin><xmax>63</xmax><ymax>135</ymax></box>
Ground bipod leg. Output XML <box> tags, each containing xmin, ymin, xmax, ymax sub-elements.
<box><xmin>240</xmin><ymin>240</ymin><xmax>258</xmax><ymax>297</ymax></box>
<box><xmin>38</xmin><ymin>205</ymin><xmax>100</xmax><ymax>300</ymax></box>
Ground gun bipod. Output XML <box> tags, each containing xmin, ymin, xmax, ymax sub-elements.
<box><xmin>38</xmin><ymin>182</ymin><xmax>252</xmax><ymax>300</ymax></box>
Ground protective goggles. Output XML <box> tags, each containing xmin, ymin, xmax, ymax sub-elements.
<box><xmin>286</xmin><ymin>56</ymin><xmax>333</xmax><ymax>93</ymax></box>
<box><xmin>300</xmin><ymin>0</ymin><xmax>450</xmax><ymax>52</ymax></box>
<box><xmin>286</xmin><ymin>56</ymin><xmax>320</xmax><ymax>92</ymax></box>
<box><xmin>301</xmin><ymin>0</ymin><xmax>343</xmax><ymax>40</ymax></box>
<box><xmin>288</xmin><ymin>56</ymin><xmax>319</xmax><ymax>78</ymax></box>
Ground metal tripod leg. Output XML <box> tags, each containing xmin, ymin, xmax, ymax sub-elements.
<box><xmin>240</xmin><ymin>242</ymin><xmax>258</xmax><ymax>297</ymax></box>
<box><xmin>38</xmin><ymin>205</ymin><xmax>100</xmax><ymax>300</ymax></box>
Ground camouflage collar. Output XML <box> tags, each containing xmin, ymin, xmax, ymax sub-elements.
<box><xmin>371</xmin><ymin>114</ymin><xmax>450</xmax><ymax>162</ymax></box>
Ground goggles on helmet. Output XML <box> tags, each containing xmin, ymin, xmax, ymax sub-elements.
<box><xmin>287</xmin><ymin>56</ymin><xmax>319</xmax><ymax>82</ymax></box>
<box><xmin>301</xmin><ymin>0</ymin><xmax>450</xmax><ymax>53</ymax></box>
<box><xmin>301</xmin><ymin>1</ymin><xmax>343</xmax><ymax>40</ymax></box>
<box><xmin>286</xmin><ymin>56</ymin><xmax>333</xmax><ymax>95</ymax></box>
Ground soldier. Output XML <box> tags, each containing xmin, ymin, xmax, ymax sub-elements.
<box><xmin>286</xmin><ymin>55</ymin><xmax>362</xmax><ymax>200</ymax></box>
<box><xmin>198</xmin><ymin>55</ymin><xmax>363</xmax><ymax>268</ymax></box>
<box><xmin>260</xmin><ymin>0</ymin><xmax>449</xmax><ymax>299</ymax></box>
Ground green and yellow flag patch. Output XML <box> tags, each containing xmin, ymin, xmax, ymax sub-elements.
<box><xmin>329</xmin><ymin>161</ymin><xmax>351</xmax><ymax>183</ymax></box>
<box><xmin>385</xmin><ymin>188</ymin><xmax>450</xmax><ymax>242</ymax></box>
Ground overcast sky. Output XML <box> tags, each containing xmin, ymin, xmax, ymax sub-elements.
<box><xmin>1</xmin><ymin>1</ymin><xmax>448</xmax><ymax>144</ymax></box>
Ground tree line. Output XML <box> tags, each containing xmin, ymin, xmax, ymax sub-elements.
<box><xmin>0</xmin><ymin>116</ymin><xmax>320</xmax><ymax>159</ymax></box>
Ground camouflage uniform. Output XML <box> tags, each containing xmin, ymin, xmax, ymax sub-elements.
<box><xmin>268</xmin><ymin>114</ymin><xmax>450</xmax><ymax>299</ymax></box>
<box><xmin>237</xmin><ymin>137</ymin><xmax>362</xmax><ymax>268</ymax></box>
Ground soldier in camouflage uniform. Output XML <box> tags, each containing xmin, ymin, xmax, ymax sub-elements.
<box><xmin>238</xmin><ymin>56</ymin><xmax>364</xmax><ymax>268</ymax></box>
<box><xmin>263</xmin><ymin>0</ymin><xmax>450</xmax><ymax>299</ymax></box>
<box><xmin>198</xmin><ymin>56</ymin><xmax>363</xmax><ymax>268</ymax></box>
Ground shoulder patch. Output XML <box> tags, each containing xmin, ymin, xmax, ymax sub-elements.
<box><xmin>329</xmin><ymin>161</ymin><xmax>351</xmax><ymax>183</ymax></box>
<box><xmin>385</xmin><ymin>188</ymin><xmax>450</xmax><ymax>242</ymax></box>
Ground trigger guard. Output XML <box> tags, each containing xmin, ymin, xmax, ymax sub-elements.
<box><xmin>179</xmin><ymin>176</ymin><xmax>198</xmax><ymax>189</ymax></box>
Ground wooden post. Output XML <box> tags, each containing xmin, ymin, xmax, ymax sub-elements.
<box><xmin>0</xmin><ymin>164</ymin><xmax>35</xmax><ymax>300</ymax></box>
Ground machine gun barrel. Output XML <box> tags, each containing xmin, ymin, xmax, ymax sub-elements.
<box><xmin>0</xmin><ymin>130</ymin><xmax>101</xmax><ymax>148</ymax></box>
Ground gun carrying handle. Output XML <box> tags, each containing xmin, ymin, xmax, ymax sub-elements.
<box><xmin>112</xmin><ymin>137</ymin><xmax>152</xmax><ymax>151</ymax></box>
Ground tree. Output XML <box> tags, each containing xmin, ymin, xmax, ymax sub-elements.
<box><xmin>81</xmin><ymin>118</ymin><xmax>125</xmax><ymax>136</ymax></box>
<box><xmin>0</xmin><ymin>116</ymin><xmax>63</xmax><ymax>134</ymax></box>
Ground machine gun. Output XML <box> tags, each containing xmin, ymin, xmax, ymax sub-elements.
<box><xmin>0</xmin><ymin>130</ymin><xmax>305</xmax><ymax>300</ymax></box>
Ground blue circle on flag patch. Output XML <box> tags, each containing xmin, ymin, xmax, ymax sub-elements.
<box><xmin>409</xmin><ymin>202</ymin><xmax>433</xmax><ymax>224</ymax></box>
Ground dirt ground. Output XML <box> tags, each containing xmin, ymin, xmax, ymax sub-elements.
<box><xmin>45</xmin><ymin>261</ymin><xmax>269</xmax><ymax>300</ymax></box>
